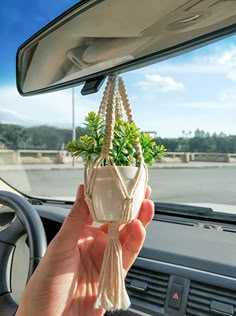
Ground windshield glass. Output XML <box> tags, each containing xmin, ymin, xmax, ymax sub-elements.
<box><xmin>1</xmin><ymin>2</ymin><xmax>236</xmax><ymax>210</ymax></box>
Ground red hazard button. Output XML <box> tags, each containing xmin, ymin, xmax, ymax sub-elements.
<box><xmin>168</xmin><ymin>283</ymin><xmax>183</xmax><ymax>310</ymax></box>
<box><xmin>172</xmin><ymin>292</ymin><xmax>179</xmax><ymax>300</ymax></box>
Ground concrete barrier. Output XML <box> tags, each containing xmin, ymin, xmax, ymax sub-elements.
<box><xmin>228</xmin><ymin>154</ymin><xmax>236</xmax><ymax>163</ymax></box>
<box><xmin>161</xmin><ymin>152</ymin><xmax>192</xmax><ymax>163</ymax></box>
<box><xmin>19</xmin><ymin>150</ymin><xmax>61</xmax><ymax>164</ymax></box>
<box><xmin>192</xmin><ymin>152</ymin><xmax>230</xmax><ymax>163</ymax></box>
<box><xmin>0</xmin><ymin>150</ymin><xmax>62</xmax><ymax>165</ymax></box>
<box><xmin>161</xmin><ymin>152</ymin><xmax>236</xmax><ymax>163</ymax></box>
<box><xmin>0</xmin><ymin>150</ymin><xmax>20</xmax><ymax>164</ymax></box>
<box><xmin>0</xmin><ymin>150</ymin><xmax>84</xmax><ymax>165</ymax></box>
<box><xmin>0</xmin><ymin>150</ymin><xmax>235</xmax><ymax>165</ymax></box>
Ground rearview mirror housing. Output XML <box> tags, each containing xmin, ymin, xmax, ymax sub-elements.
<box><xmin>16</xmin><ymin>0</ymin><xmax>236</xmax><ymax>96</ymax></box>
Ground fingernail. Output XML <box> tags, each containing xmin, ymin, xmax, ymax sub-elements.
<box><xmin>77</xmin><ymin>184</ymin><xmax>84</xmax><ymax>199</ymax></box>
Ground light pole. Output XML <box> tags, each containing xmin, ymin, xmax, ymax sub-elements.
<box><xmin>72</xmin><ymin>87</ymin><xmax>76</xmax><ymax>166</ymax></box>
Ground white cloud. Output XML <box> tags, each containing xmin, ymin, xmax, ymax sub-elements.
<box><xmin>132</xmin><ymin>104</ymin><xmax>236</xmax><ymax>138</ymax></box>
<box><xmin>217</xmin><ymin>51</ymin><xmax>234</xmax><ymax>65</ymax></box>
<box><xmin>175</xmin><ymin>101</ymin><xmax>236</xmax><ymax>110</ymax></box>
<box><xmin>219</xmin><ymin>88</ymin><xmax>236</xmax><ymax>102</ymax></box>
<box><xmin>227</xmin><ymin>71</ymin><xmax>236</xmax><ymax>83</ymax></box>
<box><xmin>135</xmin><ymin>45</ymin><xmax>236</xmax><ymax>77</ymax></box>
<box><xmin>136</xmin><ymin>74</ymin><xmax>184</xmax><ymax>93</ymax></box>
<box><xmin>150</xmin><ymin>63</ymin><xmax>225</xmax><ymax>74</ymax></box>
<box><xmin>213</xmin><ymin>46</ymin><xmax>236</xmax><ymax>66</ymax></box>
<box><xmin>0</xmin><ymin>85</ymin><xmax>100</xmax><ymax>127</ymax></box>
<box><xmin>0</xmin><ymin>108</ymin><xmax>28</xmax><ymax>120</ymax></box>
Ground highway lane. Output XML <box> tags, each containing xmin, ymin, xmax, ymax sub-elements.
<box><xmin>1</xmin><ymin>166</ymin><xmax>236</xmax><ymax>205</ymax></box>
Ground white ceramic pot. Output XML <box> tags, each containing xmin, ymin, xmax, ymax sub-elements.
<box><xmin>89</xmin><ymin>166</ymin><xmax>147</xmax><ymax>222</ymax></box>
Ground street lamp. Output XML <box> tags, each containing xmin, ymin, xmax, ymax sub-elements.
<box><xmin>72</xmin><ymin>87</ymin><xmax>76</xmax><ymax>166</ymax></box>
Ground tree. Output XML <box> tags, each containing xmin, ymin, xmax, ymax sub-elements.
<box><xmin>0</xmin><ymin>124</ymin><xmax>26</xmax><ymax>149</ymax></box>
<box><xmin>1</xmin><ymin>123</ymin><xmax>236</xmax><ymax>154</ymax></box>
<box><xmin>194</xmin><ymin>129</ymin><xmax>201</xmax><ymax>138</ymax></box>
<box><xmin>200</xmin><ymin>130</ymin><xmax>205</xmax><ymax>138</ymax></box>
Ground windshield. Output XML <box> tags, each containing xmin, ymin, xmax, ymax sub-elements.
<box><xmin>1</xmin><ymin>2</ymin><xmax>236</xmax><ymax>211</ymax></box>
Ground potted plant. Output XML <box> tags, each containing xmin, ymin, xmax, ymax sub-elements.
<box><xmin>67</xmin><ymin>111</ymin><xmax>166</xmax><ymax>222</ymax></box>
<box><xmin>66</xmin><ymin>76</ymin><xmax>166</xmax><ymax>311</ymax></box>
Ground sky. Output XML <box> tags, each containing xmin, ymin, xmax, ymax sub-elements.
<box><xmin>1</xmin><ymin>0</ymin><xmax>236</xmax><ymax>138</ymax></box>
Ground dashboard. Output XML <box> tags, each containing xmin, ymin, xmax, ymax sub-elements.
<box><xmin>2</xmin><ymin>202</ymin><xmax>236</xmax><ymax>316</ymax></box>
<box><xmin>38</xmin><ymin>203</ymin><xmax>236</xmax><ymax>316</ymax></box>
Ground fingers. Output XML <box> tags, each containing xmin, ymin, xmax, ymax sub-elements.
<box><xmin>119</xmin><ymin>198</ymin><xmax>154</xmax><ymax>245</ymax></box>
<box><xmin>87</xmin><ymin>215</ymin><xmax>94</xmax><ymax>226</ymax></box>
<box><xmin>94</xmin><ymin>191</ymin><xmax>154</xmax><ymax>273</ymax></box>
<box><xmin>122</xmin><ymin>219</ymin><xmax>146</xmax><ymax>271</ymax></box>
<box><xmin>121</xmin><ymin>197</ymin><xmax>154</xmax><ymax>271</ymax></box>
<box><xmin>57</xmin><ymin>185</ymin><xmax>90</xmax><ymax>246</ymax></box>
<box><xmin>137</xmin><ymin>199</ymin><xmax>154</xmax><ymax>228</ymax></box>
<box><xmin>145</xmin><ymin>185</ymin><xmax>152</xmax><ymax>199</ymax></box>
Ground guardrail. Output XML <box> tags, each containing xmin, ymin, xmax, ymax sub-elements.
<box><xmin>0</xmin><ymin>150</ymin><xmax>236</xmax><ymax>165</ymax></box>
<box><xmin>163</xmin><ymin>152</ymin><xmax>236</xmax><ymax>163</ymax></box>
<box><xmin>192</xmin><ymin>152</ymin><xmax>235</xmax><ymax>163</ymax></box>
<box><xmin>0</xmin><ymin>150</ymin><xmax>72</xmax><ymax>165</ymax></box>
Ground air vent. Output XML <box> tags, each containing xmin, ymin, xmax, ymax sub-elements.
<box><xmin>198</xmin><ymin>223</ymin><xmax>219</xmax><ymax>230</ymax></box>
<box><xmin>126</xmin><ymin>266</ymin><xmax>169</xmax><ymax>308</ymax></box>
<box><xmin>186</xmin><ymin>281</ymin><xmax>236</xmax><ymax>315</ymax></box>
<box><xmin>197</xmin><ymin>224</ymin><xmax>236</xmax><ymax>233</ymax></box>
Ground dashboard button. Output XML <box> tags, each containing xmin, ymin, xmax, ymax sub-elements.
<box><xmin>168</xmin><ymin>283</ymin><xmax>183</xmax><ymax>309</ymax></box>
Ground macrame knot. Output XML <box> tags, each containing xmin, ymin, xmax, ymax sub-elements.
<box><xmin>122</xmin><ymin>197</ymin><xmax>134</xmax><ymax>222</ymax></box>
<box><xmin>102</xmin><ymin>146</ymin><xmax>110</xmax><ymax>156</ymax></box>
<box><xmin>108</xmin><ymin>222</ymin><xmax>119</xmax><ymax>240</ymax></box>
<box><xmin>124</xmin><ymin>196</ymin><xmax>133</xmax><ymax>212</ymax></box>
<box><xmin>125</xmin><ymin>196</ymin><xmax>133</xmax><ymax>202</ymax></box>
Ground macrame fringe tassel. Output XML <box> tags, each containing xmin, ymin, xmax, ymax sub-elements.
<box><xmin>94</xmin><ymin>222</ymin><xmax>130</xmax><ymax>311</ymax></box>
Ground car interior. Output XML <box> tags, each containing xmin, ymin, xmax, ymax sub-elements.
<box><xmin>1</xmin><ymin>0</ymin><xmax>236</xmax><ymax>315</ymax></box>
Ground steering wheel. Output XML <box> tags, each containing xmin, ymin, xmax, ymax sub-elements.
<box><xmin>0</xmin><ymin>191</ymin><xmax>47</xmax><ymax>316</ymax></box>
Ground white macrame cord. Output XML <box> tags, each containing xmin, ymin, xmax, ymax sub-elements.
<box><xmin>84</xmin><ymin>76</ymin><xmax>148</xmax><ymax>311</ymax></box>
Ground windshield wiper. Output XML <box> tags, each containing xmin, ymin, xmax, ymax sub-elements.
<box><xmin>154</xmin><ymin>202</ymin><xmax>236</xmax><ymax>223</ymax></box>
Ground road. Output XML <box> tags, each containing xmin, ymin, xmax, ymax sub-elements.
<box><xmin>1</xmin><ymin>165</ymin><xmax>236</xmax><ymax>205</ymax></box>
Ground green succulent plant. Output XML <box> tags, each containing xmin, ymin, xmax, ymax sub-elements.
<box><xmin>67</xmin><ymin>112</ymin><xmax>166</xmax><ymax>167</ymax></box>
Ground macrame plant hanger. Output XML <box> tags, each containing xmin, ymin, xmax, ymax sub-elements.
<box><xmin>84</xmin><ymin>75</ymin><xmax>148</xmax><ymax>311</ymax></box>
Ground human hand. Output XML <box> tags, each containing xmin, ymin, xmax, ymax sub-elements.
<box><xmin>16</xmin><ymin>184</ymin><xmax>154</xmax><ymax>316</ymax></box>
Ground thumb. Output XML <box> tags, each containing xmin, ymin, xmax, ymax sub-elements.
<box><xmin>57</xmin><ymin>185</ymin><xmax>90</xmax><ymax>246</ymax></box>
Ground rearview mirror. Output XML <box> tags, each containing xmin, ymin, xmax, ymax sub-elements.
<box><xmin>16</xmin><ymin>0</ymin><xmax>236</xmax><ymax>95</ymax></box>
